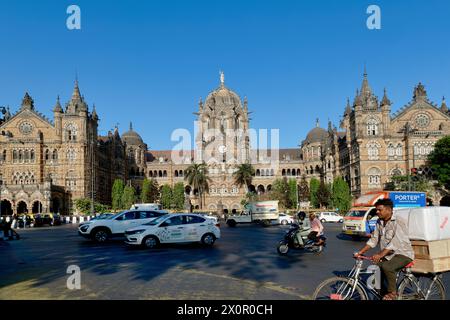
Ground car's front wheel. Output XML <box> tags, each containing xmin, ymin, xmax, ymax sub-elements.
<box><xmin>92</xmin><ymin>228</ymin><xmax>110</xmax><ymax>243</ymax></box>
<box><xmin>201</xmin><ymin>233</ymin><xmax>216</xmax><ymax>246</ymax></box>
<box><xmin>281</xmin><ymin>219</ymin><xmax>288</xmax><ymax>225</ymax></box>
<box><xmin>142</xmin><ymin>235</ymin><xmax>159</xmax><ymax>249</ymax></box>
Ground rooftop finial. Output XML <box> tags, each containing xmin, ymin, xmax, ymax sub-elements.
<box><xmin>316</xmin><ymin>118</ymin><xmax>320</xmax><ymax>128</ymax></box>
<box><xmin>130</xmin><ymin>122</ymin><xmax>133</xmax><ymax>131</ymax></box>
<box><xmin>220</xmin><ymin>70</ymin><xmax>225</xmax><ymax>86</ymax></box>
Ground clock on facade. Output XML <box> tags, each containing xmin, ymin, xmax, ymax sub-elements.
<box><xmin>415</xmin><ymin>113</ymin><xmax>431</xmax><ymax>128</ymax></box>
<box><xmin>19</xmin><ymin>121</ymin><xmax>34</xmax><ymax>135</ymax></box>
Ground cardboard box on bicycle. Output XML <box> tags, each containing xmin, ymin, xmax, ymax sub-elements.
<box><xmin>411</xmin><ymin>257</ymin><xmax>450</xmax><ymax>274</ymax></box>
<box><xmin>411</xmin><ymin>239</ymin><xmax>450</xmax><ymax>260</ymax></box>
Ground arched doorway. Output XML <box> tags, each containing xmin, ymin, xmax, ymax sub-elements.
<box><xmin>248</xmin><ymin>185</ymin><xmax>256</xmax><ymax>193</ymax></box>
<box><xmin>17</xmin><ymin>201</ymin><xmax>28</xmax><ymax>214</ymax></box>
<box><xmin>32</xmin><ymin>201</ymin><xmax>43</xmax><ymax>214</ymax></box>
<box><xmin>51</xmin><ymin>198</ymin><xmax>61</xmax><ymax>213</ymax></box>
<box><xmin>185</xmin><ymin>185</ymin><xmax>192</xmax><ymax>196</ymax></box>
<box><xmin>257</xmin><ymin>185</ymin><xmax>265</xmax><ymax>194</ymax></box>
<box><xmin>440</xmin><ymin>195</ymin><xmax>450</xmax><ymax>207</ymax></box>
<box><xmin>0</xmin><ymin>200</ymin><xmax>13</xmax><ymax>216</ymax></box>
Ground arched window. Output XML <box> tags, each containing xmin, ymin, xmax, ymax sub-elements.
<box><xmin>366</xmin><ymin>118</ymin><xmax>379</xmax><ymax>136</ymax></box>
<box><xmin>66</xmin><ymin>148</ymin><xmax>76</xmax><ymax>162</ymax></box>
<box><xmin>367</xmin><ymin>141</ymin><xmax>380</xmax><ymax>160</ymax></box>
<box><xmin>52</xmin><ymin>150</ymin><xmax>58</xmax><ymax>160</ymax></box>
<box><xmin>395</xmin><ymin>144</ymin><xmax>403</xmax><ymax>158</ymax></box>
<box><xmin>30</xmin><ymin>150</ymin><xmax>35</xmax><ymax>162</ymax></box>
<box><xmin>387</xmin><ymin>143</ymin><xmax>395</xmax><ymax>158</ymax></box>
<box><xmin>368</xmin><ymin>167</ymin><xmax>381</xmax><ymax>188</ymax></box>
<box><xmin>65</xmin><ymin>123</ymin><xmax>78</xmax><ymax>141</ymax></box>
<box><xmin>13</xmin><ymin>150</ymin><xmax>17</xmax><ymax>163</ymax></box>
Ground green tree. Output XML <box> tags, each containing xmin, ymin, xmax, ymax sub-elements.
<box><xmin>309</xmin><ymin>178</ymin><xmax>320</xmax><ymax>208</ymax></box>
<box><xmin>184</xmin><ymin>162</ymin><xmax>211</xmax><ymax>209</ymax></box>
<box><xmin>121</xmin><ymin>185</ymin><xmax>136</xmax><ymax>210</ymax></box>
<box><xmin>233</xmin><ymin>163</ymin><xmax>255</xmax><ymax>194</ymax></box>
<box><xmin>141</xmin><ymin>178</ymin><xmax>151</xmax><ymax>203</ymax></box>
<box><xmin>148</xmin><ymin>178</ymin><xmax>160</xmax><ymax>203</ymax></box>
<box><xmin>74</xmin><ymin>198</ymin><xmax>110</xmax><ymax>215</ymax></box>
<box><xmin>288</xmin><ymin>178</ymin><xmax>298</xmax><ymax>209</ymax></box>
<box><xmin>428</xmin><ymin>135</ymin><xmax>450</xmax><ymax>189</ymax></box>
<box><xmin>298</xmin><ymin>175</ymin><xmax>310</xmax><ymax>202</ymax></box>
<box><xmin>111</xmin><ymin>179</ymin><xmax>125</xmax><ymax>210</ymax></box>
<box><xmin>316</xmin><ymin>181</ymin><xmax>331</xmax><ymax>208</ymax></box>
<box><xmin>273</xmin><ymin>177</ymin><xmax>290</xmax><ymax>209</ymax></box>
<box><xmin>160</xmin><ymin>185</ymin><xmax>173</xmax><ymax>209</ymax></box>
<box><xmin>331</xmin><ymin>177</ymin><xmax>352</xmax><ymax>214</ymax></box>
<box><xmin>172</xmin><ymin>182</ymin><xmax>186</xmax><ymax>210</ymax></box>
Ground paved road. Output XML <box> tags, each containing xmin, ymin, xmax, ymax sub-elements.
<box><xmin>1</xmin><ymin>222</ymin><xmax>449</xmax><ymax>300</ymax></box>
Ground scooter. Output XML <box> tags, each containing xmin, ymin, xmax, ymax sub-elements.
<box><xmin>277</xmin><ymin>223</ymin><xmax>326</xmax><ymax>255</ymax></box>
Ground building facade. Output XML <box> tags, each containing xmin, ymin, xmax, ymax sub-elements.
<box><xmin>1</xmin><ymin>71</ymin><xmax>450</xmax><ymax>215</ymax></box>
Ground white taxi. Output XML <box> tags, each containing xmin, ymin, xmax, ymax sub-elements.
<box><xmin>125</xmin><ymin>213</ymin><xmax>221</xmax><ymax>249</ymax></box>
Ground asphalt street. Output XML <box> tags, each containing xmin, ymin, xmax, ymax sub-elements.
<box><xmin>1</xmin><ymin>222</ymin><xmax>449</xmax><ymax>300</ymax></box>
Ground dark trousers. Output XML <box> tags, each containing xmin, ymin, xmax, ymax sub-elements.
<box><xmin>307</xmin><ymin>231</ymin><xmax>318</xmax><ymax>242</ymax></box>
<box><xmin>378</xmin><ymin>254</ymin><xmax>413</xmax><ymax>293</ymax></box>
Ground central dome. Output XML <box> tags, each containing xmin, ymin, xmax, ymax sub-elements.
<box><xmin>122</xmin><ymin>123</ymin><xmax>144</xmax><ymax>146</ymax></box>
<box><xmin>204</xmin><ymin>73</ymin><xmax>242</xmax><ymax>111</ymax></box>
<box><xmin>303</xmin><ymin>120</ymin><xmax>328</xmax><ymax>145</ymax></box>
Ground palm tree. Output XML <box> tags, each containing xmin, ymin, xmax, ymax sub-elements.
<box><xmin>184</xmin><ymin>162</ymin><xmax>211</xmax><ymax>209</ymax></box>
<box><xmin>233</xmin><ymin>163</ymin><xmax>255</xmax><ymax>194</ymax></box>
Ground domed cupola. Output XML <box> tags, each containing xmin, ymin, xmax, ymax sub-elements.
<box><xmin>204</xmin><ymin>71</ymin><xmax>244</xmax><ymax>115</ymax></box>
<box><xmin>122</xmin><ymin>122</ymin><xmax>145</xmax><ymax>146</ymax></box>
<box><xmin>303</xmin><ymin>119</ymin><xmax>328</xmax><ymax>145</ymax></box>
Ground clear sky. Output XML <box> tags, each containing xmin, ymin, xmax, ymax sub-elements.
<box><xmin>1</xmin><ymin>0</ymin><xmax>449</xmax><ymax>150</ymax></box>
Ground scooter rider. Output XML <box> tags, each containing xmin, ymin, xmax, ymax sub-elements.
<box><xmin>295</xmin><ymin>211</ymin><xmax>312</xmax><ymax>246</ymax></box>
<box><xmin>308</xmin><ymin>213</ymin><xmax>325</xmax><ymax>246</ymax></box>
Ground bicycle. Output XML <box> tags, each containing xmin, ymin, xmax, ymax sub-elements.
<box><xmin>312</xmin><ymin>255</ymin><xmax>446</xmax><ymax>300</ymax></box>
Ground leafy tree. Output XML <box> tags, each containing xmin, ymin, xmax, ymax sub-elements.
<box><xmin>288</xmin><ymin>178</ymin><xmax>298</xmax><ymax>209</ymax></box>
<box><xmin>331</xmin><ymin>177</ymin><xmax>352</xmax><ymax>214</ymax></box>
<box><xmin>141</xmin><ymin>178</ymin><xmax>151</xmax><ymax>203</ymax></box>
<box><xmin>233</xmin><ymin>163</ymin><xmax>255</xmax><ymax>194</ymax></box>
<box><xmin>148</xmin><ymin>178</ymin><xmax>160</xmax><ymax>203</ymax></box>
<box><xmin>428</xmin><ymin>135</ymin><xmax>450</xmax><ymax>189</ymax></box>
<box><xmin>172</xmin><ymin>182</ymin><xmax>186</xmax><ymax>210</ymax></box>
<box><xmin>121</xmin><ymin>185</ymin><xmax>136</xmax><ymax>210</ymax></box>
<box><xmin>160</xmin><ymin>185</ymin><xmax>173</xmax><ymax>209</ymax></box>
<box><xmin>273</xmin><ymin>177</ymin><xmax>291</xmax><ymax>209</ymax></box>
<box><xmin>316</xmin><ymin>181</ymin><xmax>331</xmax><ymax>208</ymax></box>
<box><xmin>75</xmin><ymin>198</ymin><xmax>110</xmax><ymax>215</ymax></box>
<box><xmin>385</xmin><ymin>175</ymin><xmax>433</xmax><ymax>193</ymax></box>
<box><xmin>184</xmin><ymin>162</ymin><xmax>211</xmax><ymax>209</ymax></box>
<box><xmin>298</xmin><ymin>175</ymin><xmax>310</xmax><ymax>202</ymax></box>
<box><xmin>111</xmin><ymin>179</ymin><xmax>125</xmax><ymax>210</ymax></box>
<box><xmin>309</xmin><ymin>178</ymin><xmax>320</xmax><ymax>208</ymax></box>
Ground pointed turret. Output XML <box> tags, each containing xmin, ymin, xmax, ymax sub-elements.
<box><xmin>441</xmin><ymin>96</ymin><xmax>448</xmax><ymax>113</ymax></box>
<box><xmin>72</xmin><ymin>78</ymin><xmax>82</xmax><ymax>102</ymax></box>
<box><xmin>381</xmin><ymin>88</ymin><xmax>391</xmax><ymax>106</ymax></box>
<box><xmin>244</xmin><ymin>96</ymin><xmax>248</xmax><ymax>113</ymax></box>
<box><xmin>353</xmin><ymin>89</ymin><xmax>362</xmax><ymax>106</ymax></box>
<box><xmin>92</xmin><ymin>104</ymin><xmax>98</xmax><ymax>120</ymax></box>
<box><xmin>344</xmin><ymin>97</ymin><xmax>352</xmax><ymax>115</ymax></box>
<box><xmin>21</xmin><ymin>92</ymin><xmax>34</xmax><ymax>110</ymax></box>
<box><xmin>198</xmin><ymin>97</ymin><xmax>203</xmax><ymax>112</ymax></box>
<box><xmin>53</xmin><ymin>95</ymin><xmax>63</xmax><ymax>113</ymax></box>
<box><xmin>360</xmin><ymin>67</ymin><xmax>373</xmax><ymax>98</ymax></box>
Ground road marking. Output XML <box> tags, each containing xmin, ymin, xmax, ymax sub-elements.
<box><xmin>174</xmin><ymin>266</ymin><xmax>311</xmax><ymax>300</ymax></box>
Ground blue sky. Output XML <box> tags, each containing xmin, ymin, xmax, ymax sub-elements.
<box><xmin>1</xmin><ymin>0</ymin><xmax>449</xmax><ymax>150</ymax></box>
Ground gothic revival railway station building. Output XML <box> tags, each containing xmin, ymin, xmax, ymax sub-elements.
<box><xmin>1</xmin><ymin>71</ymin><xmax>450</xmax><ymax>215</ymax></box>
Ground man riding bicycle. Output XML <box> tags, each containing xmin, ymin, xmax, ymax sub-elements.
<box><xmin>354</xmin><ymin>198</ymin><xmax>414</xmax><ymax>300</ymax></box>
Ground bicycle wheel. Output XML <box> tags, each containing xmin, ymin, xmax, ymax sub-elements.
<box><xmin>312</xmin><ymin>276</ymin><xmax>368</xmax><ymax>300</ymax></box>
<box><xmin>398</xmin><ymin>275</ymin><xmax>446</xmax><ymax>300</ymax></box>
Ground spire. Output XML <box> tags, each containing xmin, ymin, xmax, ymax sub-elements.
<box><xmin>354</xmin><ymin>89</ymin><xmax>362</xmax><ymax>106</ymax></box>
<box><xmin>129</xmin><ymin>122</ymin><xmax>133</xmax><ymax>131</ymax></box>
<box><xmin>381</xmin><ymin>88</ymin><xmax>391</xmax><ymax>106</ymax></box>
<box><xmin>71</xmin><ymin>77</ymin><xmax>82</xmax><ymax>101</ymax></box>
<box><xmin>345</xmin><ymin>97</ymin><xmax>352</xmax><ymax>115</ymax></box>
<box><xmin>360</xmin><ymin>67</ymin><xmax>372</xmax><ymax>97</ymax></box>
<box><xmin>316</xmin><ymin>118</ymin><xmax>320</xmax><ymax>128</ymax></box>
<box><xmin>92</xmin><ymin>104</ymin><xmax>98</xmax><ymax>120</ymax></box>
<box><xmin>21</xmin><ymin>92</ymin><xmax>34</xmax><ymax>110</ymax></box>
<box><xmin>441</xmin><ymin>96</ymin><xmax>448</xmax><ymax>113</ymax></box>
<box><xmin>53</xmin><ymin>95</ymin><xmax>63</xmax><ymax>113</ymax></box>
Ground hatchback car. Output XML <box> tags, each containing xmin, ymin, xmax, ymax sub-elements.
<box><xmin>277</xmin><ymin>213</ymin><xmax>294</xmax><ymax>225</ymax></box>
<box><xmin>318</xmin><ymin>212</ymin><xmax>343</xmax><ymax>223</ymax></box>
<box><xmin>125</xmin><ymin>213</ymin><xmax>221</xmax><ymax>249</ymax></box>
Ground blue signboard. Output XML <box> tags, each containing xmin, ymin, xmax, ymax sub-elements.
<box><xmin>389</xmin><ymin>192</ymin><xmax>426</xmax><ymax>208</ymax></box>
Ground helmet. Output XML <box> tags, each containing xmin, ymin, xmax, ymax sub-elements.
<box><xmin>297</xmin><ymin>211</ymin><xmax>306</xmax><ymax>220</ymax></box>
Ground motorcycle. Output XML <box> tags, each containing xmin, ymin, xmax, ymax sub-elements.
<box><xmin>277</xmin><ymin>223</ymin><xmax>326</xmax><ymax>255</ymax></box>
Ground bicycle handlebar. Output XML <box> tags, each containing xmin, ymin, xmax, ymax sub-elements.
<box><xmin>353</xmin><ymin>254</ymin><xmax>373</xmax><ymax>261</ymax></box>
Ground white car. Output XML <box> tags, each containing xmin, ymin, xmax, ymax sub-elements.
<box><xmin>78</xmin><ymin>209</ymin><xmax>168</xmax><ymax>242</ymax></box>
<box><xmin>318</xmin><ymin>212</ymin><xmax>343</xmax><ymax>223</ymax></box>
<box><xmin>278</xmin><ymin>213</ymin><xmax>294</xmax><ymax>225</ymax></box>
<box><xmin>125</xmin><ymin>213</ymin><xmax>221</xmax><ymax>249</ymax></box>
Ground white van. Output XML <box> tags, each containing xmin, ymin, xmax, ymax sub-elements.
<box><xmin>130</xmin><ymin>203</ymin><xmax>162</xmax><ymax>211</ymax></box>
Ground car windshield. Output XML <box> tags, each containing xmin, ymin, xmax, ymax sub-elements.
<box><xmin>143</xmin><ymin>215</ymin><xmax>168</xmax><ymax>226</ymax></box>
<box><xmin>107</xmin><ymin>211</ymin><xmax>127</xmax><ymax>220</ymax></box>
<box><xmin>345</xmin><ymin>210</ymin><xmax>367</xmax><ymax>218</ymax></box>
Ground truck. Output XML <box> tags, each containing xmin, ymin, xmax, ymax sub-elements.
<box><xmin>225</xmin><ymin>200</ymin><xmax>280</xmax><ymax>227</ymax></box>
<box><xmin>342</xmin><ymin>191</ymin><xmax>427</xmax><ymax>238</ymax></box>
